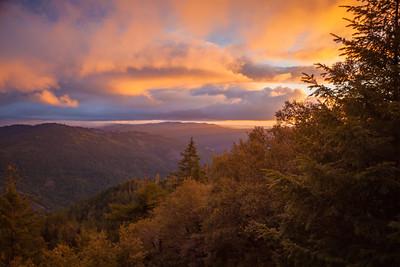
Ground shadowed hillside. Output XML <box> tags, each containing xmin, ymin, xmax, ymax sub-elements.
<box><xmin>102</xmin><ymin>122</ymin><xmax>248</xmax><ymax>161</ymax></box>
<box><xmin>0</xmin><ymin>123</ymin><xmax>246</xmax><ymax>209</ymax></box>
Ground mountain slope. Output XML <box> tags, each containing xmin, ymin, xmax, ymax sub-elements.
<box><xmin>0</xmin><ymin>122</ymin><xmax>247</xmax><ymax>209</ymax></box>
<box><xmin>0</xmin><ymin>123</ymin><xmax>181</xmax><ymax>209</ymax></box>
<box><xmin>102</xmin><ymin>122</ymin><xmax>248</xmax><ymax>160</ymax></box>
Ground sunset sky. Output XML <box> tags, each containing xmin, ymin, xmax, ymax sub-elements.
<box><xmin>0</xmin><ymin>0</ymin><xmax>353</xmax><ymax>124</ymax></box>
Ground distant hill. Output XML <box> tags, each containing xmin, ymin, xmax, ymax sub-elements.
<box><xmin>0</xmin><ymin>122</ymin><xmax>247</xmax><ymax>209</ymax></box>
<box><xmin>101</xmin><ymin>122</ymin><xmax>248</xmax><ymax>161</ymax></box>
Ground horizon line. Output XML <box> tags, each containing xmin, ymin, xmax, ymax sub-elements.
<box><xmin>0</xmin><ymin>119</ymin><xmax>276</xmax><ymax>129</ymax></box>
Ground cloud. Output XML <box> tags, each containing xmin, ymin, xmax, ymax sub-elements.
<box><xmin>35</xmin><ymin>90</ymin><xmax>79</xmax><ymax>107</ymax></box>
<box><xmin>0</xmin><ymin>60</ymin><xmax>58</xmax><ymax>93</ymax></box>
<box><xmin>98</xmin><ymin>40</ymin><xmax>248</xmax><ymax>95</ymax></box>
<box><xmin>239</xmin><ymin>0</ymin><xmax>356</xmax><ymax>63</ymax></box>
<box><xmin>0</xmin><ymin>84</ymin><xmax>304</xmax><ymax>121</ymax></box>
<box><xmin>238</xmin><ymin>60</ymin><xmax>318</xmax><ymax>82</ymax></box>
<box><xmin>0</xmin><ymin>0</ymin><xmax>352</xmax><ymax>119</ymax></box>
<box><xmin>181</xmin><ymin>86</ymin><xmax>305</xmax><ymax>120</ymax></box>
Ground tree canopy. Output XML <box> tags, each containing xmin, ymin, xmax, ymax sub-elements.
<box><xmin>1</xmin><ymin>0</ymin><xmax>399</xmax><ymax>266</ymax></box>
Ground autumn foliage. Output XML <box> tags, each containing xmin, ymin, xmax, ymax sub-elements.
<box><xmin>1</xmin><ymin>0</ymin><xmax>400</xmax><ymax>266</ymax></box>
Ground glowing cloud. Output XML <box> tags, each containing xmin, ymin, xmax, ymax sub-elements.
<box><xmin>0</xmin><ymin>61</ymin><xmax>57</xmax><ymax>92</ymax></box>
<box><xmin>0</xmin><ymin>0</ymin><xmax>353</xmax><ymax>120</ymax></box>
<box><xmin>35</xmin><ymin>90</ymin><xmax>79</xmax><ymax>108</ymax></box>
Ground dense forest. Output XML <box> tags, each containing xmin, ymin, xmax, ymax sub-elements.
<box><xmin>0</xmin><ymin>123</ymin><xmax>245</xmax><ymax>209</ymax></box>
<box><xmin>1</xmin><ymin>0</ymin><xmax>400</xmax><ymax>266</ymax></box>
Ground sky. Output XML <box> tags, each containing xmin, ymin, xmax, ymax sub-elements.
<box><xmin>0</xmin><ymin>0</ymin><xmax>354</xmax><ymax>125</ymax></box>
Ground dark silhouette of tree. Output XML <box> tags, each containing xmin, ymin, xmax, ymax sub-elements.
<box><xmin>270</xmin><ymin>0</ymin><xmax>400</xmax><ymax>265</ymax></box>
<box><xmin>0</xmin><ymin>165</ymin><xmax>44</xmax><ymax>266</ymax></box>
<box><xmin>177</xmin><ymin>137</ymin><xmax>202</xmax><ymax>181</ymax></box>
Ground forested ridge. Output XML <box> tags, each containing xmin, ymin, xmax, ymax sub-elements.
<box><xmin>0</xmin><ymin>122</ymin><xmax>245</xmax><ymax>209</ymax></box>
<box><xmin>1</xmin><ymin>0</ymin><xmax>400</xmax><ymax>266</ymax></box>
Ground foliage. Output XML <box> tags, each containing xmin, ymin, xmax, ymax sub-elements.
<box><xmin>126</xmin><ymin>180</ymin><xmax>211</xmax><ymax>266</ymax></box>
<box><xmin>2</xmin><ymin>1</ymin><xmax>400</xmax><ymax>266</ymax></box>
<box><xmin>0</xmin><ymin>124</ymin><xmax>184</xmax><ymax>210</ymax></box>
<box><xmin>43</xmin><ymin>244</ymin><xmax>81</xmax><ymax>267</ymax></box>
<box><xmin>210</xmin><ymin>126</ymin><xmax>296</xmax><ymax>181</ymax></box>
<box><xmin>0</xmin><ymin>123</ymin><xmax>245</xmax><ymax>210</ymax></box>
<box><xmin>203</xmin><ymin>177</ymin><xmax>282</xmax><ymax>266</ymax></box>
<box><xmin>0</xmin><ymin>166</ymin><xmax>44</xmax><ymax>267</ymax></box>
<box><xmin>272</xmin><ymin>0</ymin><xmax>400</xmax><ymax>265</ymax></box>
<box><xmin>117</xmin><ymin>226</ymin><xmax>146</xmax><ymax>267</ymax></box>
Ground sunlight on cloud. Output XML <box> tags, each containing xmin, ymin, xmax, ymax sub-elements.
<box><xmin>35</xmin><ymin>90</ymin><xmax>79</xmax><ymax>107</ymax></box>
<box><xmin>243</xmin><ymin>0</ymin><xmax>355</xmax><ymax>64</ymax></box>
<box><xmin>0</xmin><ymin>0</ymin><xmax>354</xmax><ymax>120</ymax></box>
<box><xmin>0</xmin><ymin>61</ymin><xmax>57</xmax><ymax>92</ymax></box>
<box><xmin>108</xmin><ymin>69</ymin><xmax>249</xmax><ymax>96</ymax></box>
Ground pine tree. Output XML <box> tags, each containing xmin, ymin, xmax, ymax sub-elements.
<box><xmin>271</xmin><ymin>0</ymin><xmax>400</xmax><ymax>265</ymax></box>
<box><xmin>0</xmin><ymin>166</ymin><xmax>44</xmax><ymax>266</ymax></box>
<box><xmin>177</xmin><ymin>137</ymin><xmax>202</xmax><ymax>181</ymax></box>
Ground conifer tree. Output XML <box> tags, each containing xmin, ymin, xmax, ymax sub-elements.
<box><xmin>177</xmin><ymin>137</ymin><xmax>202</xmax><ymax>181</ymax></box>
<box><xmin>0</xmin><ymin>166</ymin><xmax>44</xmax><ymax>266</ymax></box>
<box><xmin>271</xmin><ymin>0</ymin><xmax>400</xmax><ymax>265</ymax></box>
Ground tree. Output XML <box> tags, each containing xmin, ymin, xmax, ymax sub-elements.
<box><xmin>271</xmin><ymin>0</ymin><xmax>400</xmax><ymax>265</ymax></box>
<box><xmin>210</xmin><ymin>126</ymin><xmax>296</xmax><ymax>181</ymax></box>
<box><xmin>117</xmin><ymin>226</ymin><xmax>146</xmax><ymax>267</ymax></box>
<box><xmin>106</xmin><ymin>181</ymin><xmax>166</xmax><ymax>224</ymax></box>
<box><xmin>203</xmin><ymin>177</ymin><xmax>281</xmax><ymax>267</ymax></box>
<box><xmin>0</xmin><ymin>165</ymin><xmax>44</xmax><ymax>266</ymax></box>
<box><xmin>126</xmin><ymin>180</ymin><xmax>211</xmax><ymax>266</ymax></box>
<box><xmin>79</xmin><ymin>231</ymin><xmax>119</xmax><ymax>267</ymax></box>
<box><xmin>177</xmin><ymin>137</ymin><xmax>202</xmax><ymax>181</ymax></box>
<box><xmin>43</xmin><ymin>244</ymin><xmax>80</xmax><ymax>267</ymax></box>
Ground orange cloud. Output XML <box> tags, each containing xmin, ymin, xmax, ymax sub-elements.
<box><xmin>79</xmin><ymin>0</ymin><xmax>167</xmax><ymax>76</ymax></box>
<box><xmin>81</xmin><ymin>36</ymin><xmax>239</xmax><ymax>74</ymax></box>
<box><xmin>0</xmin><ymin>0</ymin><xmax>356</xmax><ymax>105</ymax></box>
<box><xmin>35</xmin><ymin>90</ymin><xmax>79</xmax><ymax>107</ymax></box>
<box><xmin>109</xmin><ymin>68</ymin><xmax>249</xmax><ymax>96</ymax></box>
<box><xmin>170</xmin><ymin>0</ymin><xmax>231</xmax><ymax>36</ymax></box>
<box><xmin>0</xmin><ymin>61</ymin><xmax>57</xmax><ymax>92</ymax></box>
<box><xmin>81</xmin><ymin>37</ymin><xmax>250</xmax><ymax>94</ymax></box>
<box><xmin>243</xmin><ymin>0</ymin><xmax>355</xmax><ymax>64</ymax></box>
